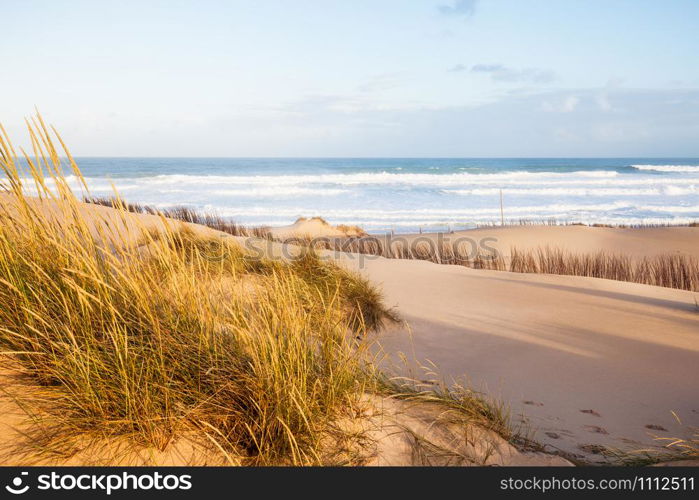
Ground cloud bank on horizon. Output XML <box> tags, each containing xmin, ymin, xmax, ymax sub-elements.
<box><xmin>1</xmin><ymin>0</ymin><xmax>698</xmax><ymax>156</ymax></box>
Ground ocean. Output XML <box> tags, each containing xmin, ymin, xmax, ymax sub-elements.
<box><xmin>29</xmin><ymin>157</ymin><xmax>699</xmax><ymax>233</ymax></box>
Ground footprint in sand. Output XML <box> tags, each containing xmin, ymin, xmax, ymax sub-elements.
<box><xmin>545</xmin><ymin>429</ymin><xmax>575</xmax><ymax>439</ymax></box>
<box><xmin>523</xmin><ymin>400</ymin><xmax>544</xmax><ymax>407</ymax></box>
<box><xmin>579</xmin><ymin>444</ymin><xmax>607</xmax><ymax>455</ymax></box>
<box><xmin>645</xmin><ymin>424</ymin><xmax>668</xmax><ymax>431</ymax></box>
<box><xmin>583</xmin><ymin>425</ymin><xmax>608</xmax><ymax>435</ymax></box>
<box><xmin>580</xmin><ymin>409</ymin><xmax>602</xmax><ymax>417</ymax></box>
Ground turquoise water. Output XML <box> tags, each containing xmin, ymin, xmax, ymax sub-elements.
<box><xmin>27</xmin><ymin>157</ymin><xmax>699</xmax><ymax>233</ymax></box>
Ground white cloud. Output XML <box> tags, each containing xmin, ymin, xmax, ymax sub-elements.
<box><xmin>542</xmin><ymin>95</ymin><xmax>579</xmax><ymax>113</ymax></box>
<box><xmin>438</xmin><ymin>0</ymin><xmax>477</xmax><ymax>17</ymax></box>
<box><xmin>460</xmin><ymin>63</ymin><xmax>556</xmax><ymax>84</ymax></box>
<box><xmin>13</xmin><ymin>88</ymin><xmax>698</xmax><ymax>156</ymax></box>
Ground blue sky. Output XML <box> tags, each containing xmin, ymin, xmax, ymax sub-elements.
<box><xmin>2</xmin><ymin>0</ymin><xmax>698</xmax><ymax>156</ymax></box>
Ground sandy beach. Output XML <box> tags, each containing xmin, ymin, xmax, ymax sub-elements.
<box><xmin>263</xmin><ymin>217</ymin><xmax>699</xmax><ymax>462</ymax></box>
<box><xmin>3</xmin><ymin>198</ymin><xmax>696</xmax><ymax>465</ymax></box>
<box><xmin>343</xmin><ymin>251</ymin><xmax>699</xmax><ymax>462</ymax></box>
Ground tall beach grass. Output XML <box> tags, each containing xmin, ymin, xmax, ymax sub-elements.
<box><xmin>0</xmin><ymin>115</ymin><xmax>398</xmax><ymax>464</ymax></box>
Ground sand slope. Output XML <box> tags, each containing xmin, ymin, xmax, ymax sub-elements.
<box><xmin>269</xmin><ymin>217</ymin><xmax>365</xmax><ymax>239</ymax></box>
<box><xmin>338</xmin><ymin>253</ymin><xmax>699</xmax><ymax>462</ymax></box>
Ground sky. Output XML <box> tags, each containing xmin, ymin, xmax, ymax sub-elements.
<box><xmin>2</xmin><ymin>0</ymin><xmax>698</xmax><ymax>157</ymax></box>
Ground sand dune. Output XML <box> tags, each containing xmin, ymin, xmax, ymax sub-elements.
<box><xmin>252</xmin><ymin>221</ymin><xmax>699</xmax><ymax>461</ymax></box>
<box><xmin>1</xmin><ymin>199</ymin><xmax>697</xmax><ymax>464</ymax></box>
<box><xmin>268</xmin><ymin>217</ymin><xmax>365</xmax><ymax>240</ymax></box>
<box><xmin>338</xmin><ymin>252</ymin><xmax>699</xmax><ymax>462</ymax></box>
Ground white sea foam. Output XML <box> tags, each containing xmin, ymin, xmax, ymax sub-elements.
<box><xmin>106</xmin><ymin>170</ymin><xmax>621</xmax><ymax>188</ymax></box>
<box><xmin>663</xmin><ymin>185</ymin><xmax>698</xmax><ymax>196</ymax></box>
<box><xmin>210</xmin><ymin>187</ymin><xmax>347</xmax><ymax>197</ymax></box>
<box><xmin>209</xmin><ymin>202</ymin><xmax>637</xmax><ymax>219</ymax></box>
<box><xmin>35</xmin><ymin>170</ymin><xmax>699</xmax><ymax>192</ymax></box>
<box><xmin>12</xmin><ymin>165</ymin><xmax>699</xmax><ymax>232</ymax></box>
<box><xmin>631</xmin><ymin>165</ymin><xmax>699</xmax><ymax>172</ymax></box>
<box><xmin>444</xmin><ymin>187</ymin><xmax>665</xmax><ymax>196</ymax></box>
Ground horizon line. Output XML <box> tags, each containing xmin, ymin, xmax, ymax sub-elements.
<box><xmin>58</xmin><ymin>155</ymin><xmax>699</xmax><ymax>160</ymax></box>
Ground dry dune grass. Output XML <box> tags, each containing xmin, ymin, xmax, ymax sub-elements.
<box><xmin>661</xmin><ymin>431</ymin><xmax>699</xmax><ymax>461</ymax></box>
<box><xmin>615</xmin><ymin>419</ymin><xmax>699</xmax><ymax>466</ymax></box>
<box><xmin>654</xmin><ymin>416</ymin><xmax>699</xmax><ymax>462</ymax></box>
<box><xmin>0</xmin><ymin>115</ymin><xmax>400</xmax><ymax>465</ymax></box>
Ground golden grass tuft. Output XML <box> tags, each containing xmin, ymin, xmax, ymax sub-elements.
<box><xmin>655</xmin><ymin>415</ymin><xmax>699</xmax><ymax>461</ymax></box>
<box><xmin>0</xmin><ymin>114</ymin><xmax>398</xmax><ymax>464</ymax></box>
